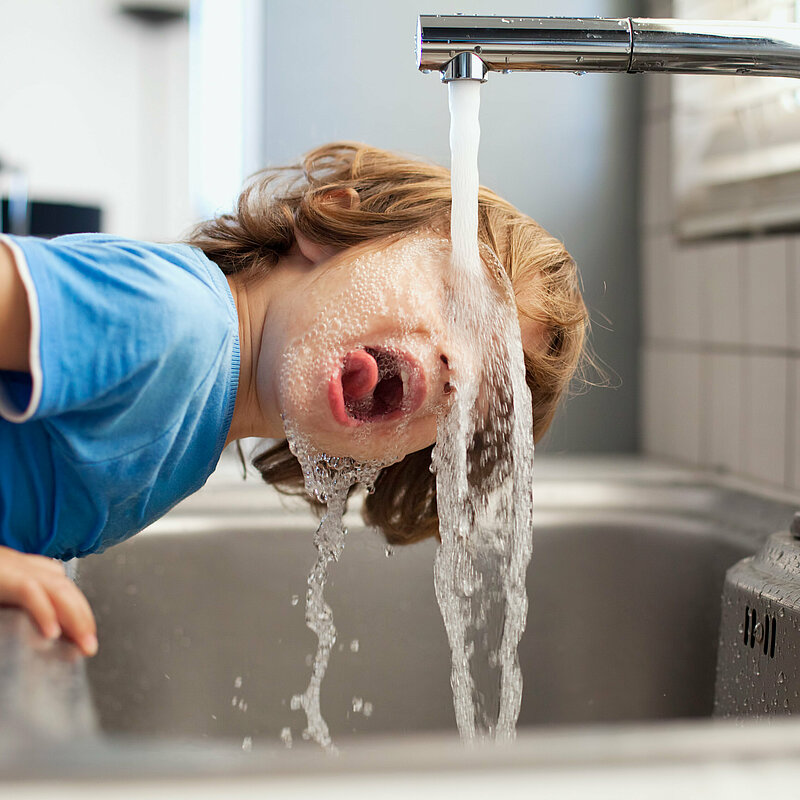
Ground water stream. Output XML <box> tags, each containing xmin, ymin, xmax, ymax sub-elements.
<box><xmin>431</xmin><ymin>80</ymin><xmax>534</xmax><ymax>741</ymax></box>
<box><xmin>285</xmin><ymin>424</ymin><xmax>384</xmax><ymax>751</ymax></box>
<box><xmin>285</xmin><ymin>78</ymin><xmax>534</xmax><ymax>747</ymax></box>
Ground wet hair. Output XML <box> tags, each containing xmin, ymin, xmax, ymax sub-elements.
<box><xmin>186</xmin><ymin>142</ymin><xmax>589</xmax><ymax>545</ymax></box>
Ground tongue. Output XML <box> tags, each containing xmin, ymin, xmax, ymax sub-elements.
<box><xmin>341</xmin><ymin>350</ymin><xmax>379</xmax><ymax>400</ymax></box>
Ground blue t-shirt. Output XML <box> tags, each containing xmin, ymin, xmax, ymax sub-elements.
<box><xmin>0</xmin><ymin>233</ymin><xmax>240</xmax><ymax>559</ymax></box>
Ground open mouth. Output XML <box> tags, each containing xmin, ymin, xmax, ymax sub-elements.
<box><xmin>328</xmin><ymin>347</ymin><xmax>425</xmax><ymax>425</ymax></box>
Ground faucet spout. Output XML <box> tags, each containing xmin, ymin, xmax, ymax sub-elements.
<box><xmin>441</xmin><ymin>51</ymin><xmax>489</xmax><ymax>83</ymax></box>
<box><xmin>417</xmin><ymin>15</ymin><xmax>800</xmax><ymax>81</ymax></box>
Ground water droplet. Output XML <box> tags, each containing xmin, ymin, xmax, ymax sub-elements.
<box><xmin>291</xmin><ymin>594</ymin><xmax>300</xmax><ymax>606</ymax></box>
<box><xmin>280</xmin><ymin>727</ymin><xmax>293</xmax><ymax>748</ymax></box>
<box><xmin>241</xmin><ymin>736</ymin><xmax>252</xmax><ymax>752</ymax></box>
<box><xmin>363</xmin><ymin>701</ymin><xmax>373</xmax><ymax>717</ymax></box>
<box><xmin>778</xmin><ymin>671</ymin><xmax>786</xmax><ymax>684</ymax></box>
<box><xmin>352</xmin><ymin>697</ymin><xmax>364</xmax><ymax>713</ymax></box>
<box><xmin>385</xmin><ymin>545</ymin><xmax>395</xmax><ymax>558</ymax></box>
<box><xmin>234</xmin><ymin>676</ymin><xmax>242</xmax><ymax>688</ymax></box>
<box><xmin>349</xmin><ymin>639</ymin><xmax>359</xmax><ymax>653</ymax></box>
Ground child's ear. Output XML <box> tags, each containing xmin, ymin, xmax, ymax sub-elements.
<box><xmin>294</xmin><ymin>230</ymin><xmax>336</xmax><ymax>265</ymax></box>
<box><xmin>294</xmin><ymin>189</ymin><xmax>360</xmax><ymax>264</ymax></box>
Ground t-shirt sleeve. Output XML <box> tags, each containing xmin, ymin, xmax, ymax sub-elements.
<box><xmin>0</xmin><ymin>235</ymin><xmax>43</xmax><ymax>421</ymax></box>
<box><xmin>0</xmin><ymin>234</ymin><xmax>223</xmax><ymax>423</ymax></box>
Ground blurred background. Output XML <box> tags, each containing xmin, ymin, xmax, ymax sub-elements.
<box><xmin>0</xmin><ymin>0</ymin><xmax>643</xmax><ymax>457</ymax></box>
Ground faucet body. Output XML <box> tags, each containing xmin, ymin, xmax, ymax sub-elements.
<box><xmin>417</xmin><ymin>16</ymin><xmax>800</xmax><ymax>81</ymax></box>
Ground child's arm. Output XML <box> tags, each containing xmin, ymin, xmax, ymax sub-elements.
<box><xmin>0</xmin><ymin>240</ymin><xmax>31</xmax><ymax>372</ymax></box>
<box><xmin>0</xmin><ymin>545</ymin><xmax>98</xmax><ymax>657</ymax></box>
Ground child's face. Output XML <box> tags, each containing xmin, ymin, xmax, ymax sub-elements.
<box><xmin>261</xmin><ymin>234</ymin><xmax>459</xmax><ymax>465</ymax></box>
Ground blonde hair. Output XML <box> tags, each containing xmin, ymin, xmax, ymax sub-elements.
<box><xmin>187</xmin><ymin>142</ymin><xmax>588</xmax><ymax>544</ymax></box>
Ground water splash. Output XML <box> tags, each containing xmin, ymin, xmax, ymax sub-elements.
<box><xmin>285</xmin><ymin>421</ymin><xmax>384</xmax><ymax>751</ymax></box>
<box><xmin>431</xmin><ymin>79</ymin><xmax>535</xmax><ymax>741</ymax></box>
<box><xmin>280</xmin><ymin>727</ymin><xmax>293</xmax><ymax>748</ymax></box>
<box><xmin>280</xmin><ymin>79</ymin><xmax>533</xmax><ymax>747</ymax></box>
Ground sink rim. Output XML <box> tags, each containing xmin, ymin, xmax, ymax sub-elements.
<box><xmin>4</xmin><ymin>454</ymin><xmax>800</xmax><ymax>782</ymax></box>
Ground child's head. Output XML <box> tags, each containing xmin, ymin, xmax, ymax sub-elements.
<box><xmin>188</xmin><ymin>142</ymin><xmax>588</xmax><ymax>543</ymax></box>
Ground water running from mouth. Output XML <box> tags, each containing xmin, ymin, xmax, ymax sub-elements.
<box><xmin>285</xmin><ymin>421</ymin><xmax>384</xmax><ymax>752</ymax></box>
<box><xmin>432</xmin><ymin>79</ymin><xmax>535</xmax><ymax>741</ymax></box>
<box><xmin>283</xmin><ymin>80</ymin><xmax>533</xmax><ymax>749</ymax></box>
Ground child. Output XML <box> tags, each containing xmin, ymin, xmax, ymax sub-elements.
<box><xmin>0</xmin><ymin>142</ymin><xmax>587</xmax><ymax>657</ymax></box>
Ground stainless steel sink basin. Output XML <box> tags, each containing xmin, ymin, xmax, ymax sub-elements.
<box><xmin>71</xmin><ymin>456</ymin><xmax>786</xmax><ymax>745</ymax></box>
<box><xmin>4</xmin><ymin>455</ymin><xmax>800</xmax><ymax>790</ymax></box>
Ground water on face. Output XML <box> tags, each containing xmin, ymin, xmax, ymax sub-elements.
<box><xmin>280</xmin><ymin>239</ymin><xmax>447</xmax><ymax>750</ymax></box>
<box><xmin>279</xmin><ymin>236</ymin><xmax>449</xmax><ymax>465</ymax></box>
<box><xmin>281</xmin><ymin>79</ymin><xmax>533</xmax><ymax>748</ymax></box>
<box><xmin>431</xmin><ymin>79</ymin><xmax>535</xmax><ymax>741</ymax></box>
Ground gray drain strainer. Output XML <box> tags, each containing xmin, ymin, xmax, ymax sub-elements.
<box><xmin>715</xmin><ymin>522</ymin><xmax>800</xmax><ymax>717</ymax></box>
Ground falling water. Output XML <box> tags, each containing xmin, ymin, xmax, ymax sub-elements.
<box><xmin>431</xmin><ymin>79</ymin><xmax>535</xmax><ymax>741</ymax></box>
<box><xmin>285</xmin><ymin>423</ymin><xmax>384</xmax><ymax>752</ymax></box>
<box><xmin>282</xmin><ymin>78</ymin><xmax>533</xmax><ymax>748</ymax></box>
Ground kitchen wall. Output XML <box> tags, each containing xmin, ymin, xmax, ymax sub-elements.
<box><xmin>261</xmin><ymin>0</ymin><xmax>643</xmax><ymax>453</ymax></box>
<box><xmin>640</xmin><ymin>0</ymin><xmax>800</xmax><ymax>491</ymax></box>
<box><xmin>0</xmin><ymin>0</ymin><xmax>191</xmax><ymax>241</ymax></box>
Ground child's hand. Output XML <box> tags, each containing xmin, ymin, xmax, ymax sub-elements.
<box><xmin>0</xmin><ymin>545</ymin><xmax>98</xmax><ymax>657</ymax></box>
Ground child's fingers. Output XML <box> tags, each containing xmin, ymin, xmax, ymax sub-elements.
<box><xmin>0</xmin><ymin>576</ymin><xmax>61</xmax><ymax>640</ymax></box>
<box><xmin>43</xmin><ymin>576</ymin><xmax>98</xmax><ymax>657</ymax></box>
<box><xmin>0</xmin><ymin>546</ymin><xmax>96</xmax><ymax>655</ymax></box>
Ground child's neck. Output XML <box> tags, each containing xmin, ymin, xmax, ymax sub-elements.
<box><xmin>223</xmin><ymin>271</ymin><xmax>275</xmax><ymax>446</ymax></box>
<box><xmin>222</xmin><ymin>248</ymin><xmax>316</xmax><ymax>447</ymax></box>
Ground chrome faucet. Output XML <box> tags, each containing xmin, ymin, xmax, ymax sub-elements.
<box><xmin>417</xmin><ymin>15</ymin><xmax>800</xmax><ymax>82</ymax></box>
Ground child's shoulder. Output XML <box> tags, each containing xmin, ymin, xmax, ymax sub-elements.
<box><xmin>5</xmin><ymin>232</ymin><xmax>238</xmax><ymax>417</ymax></box>
<box><xmin>51</xmin><ymin>233</ymin><xmax>210</xmax><ymax>278</ymax></box>
<box><xmin>43</xmin><ymin>233</ymin><xmax>232</xmax><ymax>317</ymax></box>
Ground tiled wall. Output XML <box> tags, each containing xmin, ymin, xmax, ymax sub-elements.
<box><xmin>640</xmin><ymin>67</ymin><xmax>800</xmax><ymax>491</ymax></box>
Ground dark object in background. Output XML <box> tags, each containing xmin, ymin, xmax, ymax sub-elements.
<box><xmin>119</xmin><ymin>4</ymin><xmax>188</xmax><ymax>27</ymax></box>
<box><xmin>1</xmin><ymin>198</ymin><xmax>102</xmax><ymax>239</ymax></box>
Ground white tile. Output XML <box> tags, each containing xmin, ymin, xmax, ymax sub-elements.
<box><xmin>643</xmin><ymin>73</ymin><xmax>672</xmax><ymax>120</ymax></box>
<box><xmin>641</xmin><ymin>346</ymin><xmax>670</xmax><ymax>456</ymax></box>
<box><xmin>706</xmin><ymin>353</ymin><xmax>742</xmax><ymax>474</ymax></box>
<box><xmin>644</xmin><ymin>347</ymin><xmax>702</xmax><ymax>465</ymax></box>
<box><xmin>641</xmin><ymin>117</ymin><xmax>672</xmax><ymax>232</ymax></box>
<box><xmin>671</xmin><ymin>243</ymin><xmax>702</xmax><ymax>343</ymax></box>
<box><xmin>642</xmin><ymin>232</ymin><xmax>673</xmax><ymax>341</ymax></box>
<box><xmin>704</xmin><ymin>240</ymin><xmax>743</xmax><ymax>347</ymax></box>
<box><xmin>741</xmin><ymin>355</ymin><xmax>788</xmax><ymax>488</ymax></box>
<box><xmin>743</xmin><ymin>236</ymin><xmax>789</xmax><ymax>350</ymax></box>
<box><xmin>788</xmin><ymin>236</ymin><xmax>800</xmax><ymax>350</ymax></box>
<box><xmin>642</xmin><ymin>235</ymin><xmax>702</xmax><ymax>345</ymax></box>
<box><xmin>790</xmin><ymin>360</ymin><xmax>800</xmax><ymax>491</ymax></box>
<box><xmin>666</xmin><ymin>350</ymin><xmax>702</xmax><ymax>465</ymax></box>
<box><xmin>646</xmin><ymin>0</ymin><xmax>672</xmax><ymax>16</ymax></box>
